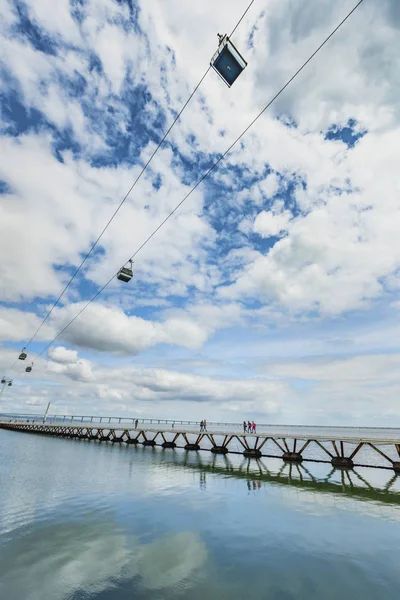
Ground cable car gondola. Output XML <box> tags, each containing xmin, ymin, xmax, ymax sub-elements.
<box><xmin>117</xmin><ymin>260</ymin><xmax>133</xmax><ymax>283</ymax></box>
<box><xmin>210</xmin><ymin>34</ymin><xmax>247</xmax><ymax>87</ymax></box>
<box><xmin>19</xmin><ymin>348</ymin><xmax>27</xmax><ymax>360</ymax></box>
<box><xmin>8</xmin><ymin>381</ymin><xmax>12</xmax><ymax>386</ymax></box>
<box><xmin>26</xmin><ymin>364</ymin><xmax>33</xmax><ymax>373</ymax></box>
<box><xmin>1</xmin><ymin>378</ymin><xmax>6</xmax><ymax>384</ymax></box>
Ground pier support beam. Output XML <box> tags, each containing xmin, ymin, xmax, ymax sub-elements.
<box><xmin>331</xmin><ymin>456</ymin><xmax>354</xmax><ymax>469</ymax></box>
<box><xmin>126</xmin><ymin>438</ymin><xmax>138</xmax><ymax>444</ymax></box>
<box><xmin>243</xmin><ymin>448</ymin><xmax>262</xmax><ymax>458</ymax></box>
<box><xmin>185</xmin><ymin>443</ymin><xmax>200</xmax><ymax>451</ymax></box>
<box><xmin>162</xmin><ymin>441</ymin><xmax>176</xmax><ymax>449</ymax></box>
<box><xmin>392</xmin><ymin>462</ymin><xmax>400</xmax><ymax>473</ymax></box>
<box><xmin>211</xmin><ymin>446</ymin><xmax>229</xmax><ymax>454</ymax></box>
<box><xmin>143</xmin><ymin>439</ymin><xmax>156</xmax><ymax>446</ymax></box>
<box><xmin>283</xmin><ymin>452</ymin><xmax>303</xmax><ymax>463</ymax></box>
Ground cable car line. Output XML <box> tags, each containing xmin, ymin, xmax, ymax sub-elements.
<box><xmin>3</xmin><ymin>358</ymin><xmax>18</xmax><ymax>379</ymax></box>
<box><xmin>21</xmin><ymin>65</ymin><xmax>211</xmax><ymax>351</ymax></box>
<box><xmin>230</xmin><ymin>0</ymin><xmax>256</xmax><ymax>37</ymax></box>
<box><xmin>28</xmin><ymin>0</ymin><xmax>364</xmax><ymax>367</ymax></box>
<box><xmin>2</xmin><ymin>0</ymin><xmax>256</xmax><ymax>380</ymax></box>
<box><xmin>3</xmin><ymin>348</ymin><xmax>27</xmax><ymax>378</ymax></box>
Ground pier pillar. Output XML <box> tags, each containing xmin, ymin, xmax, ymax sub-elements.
<box><xmin>185</xmin><ymin>443</ymin><xmax>200</xmax><ymax>451</ymax></box>
<box><xmin>331</xmin><ymin>456</ymin><xmax>354</xmax><ymax>469</ymax></box>
<box><xmin>211</xmin><ymin>446</ymin><xmax>229</xmax><ymax>454</ymax></box>
<box><xmin>243</xmin><ymin>448</ymin><xmax>262</xmax><ymax>458</ymax></box>
<box><xmin>143</xmin><ymin>439</ymin><xmax>156</xmax><ymax>446</ymax></box>
<box><xmin>392</xmin><ymin>462</ymin><xmax>400</xmax><ymax>473</ymax></box>
<box><xmin>282</xmin><ymin>452</ymin><xmax>303</xmax><ymax>463</ymax></box>
<box><xmin>162</xmin><ymin>441</ymin><xmax>176</xmax><ymax>449</ymax></box>
<box><xmin>126</xmin><ymin>438</ymin><xmax>138</xmax><ymax>444</ymax></box>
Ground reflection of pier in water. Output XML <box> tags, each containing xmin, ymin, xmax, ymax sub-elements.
<box><xmin>152</xmin><ymin>449</ymin><xmax>400</xmax><ymax>507</ymax></box>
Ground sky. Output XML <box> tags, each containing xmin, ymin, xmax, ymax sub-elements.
<box><xmin>1</xmin><ymin>0</ymin><xmax>400</xmax><ymax>426</ymax></box>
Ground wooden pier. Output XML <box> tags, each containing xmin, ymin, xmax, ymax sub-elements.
<box><xmin>1</xmin><ymin>416</ymin><xmax>400</xmax><ymax>472</ymax></box>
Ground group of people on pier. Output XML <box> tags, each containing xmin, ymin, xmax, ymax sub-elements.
<box><xmin>243</xmin><ymin>420</ymin><xmax>256</xmax><ymax>433</ymax></box>
<box><xmin>199</xmin><ymin>420</ymin><xmax>207</xmax><ymax>432</ymax></box>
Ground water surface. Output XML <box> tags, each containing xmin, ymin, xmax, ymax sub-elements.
<box><xmin>1</xmin><ymin>428</ymin><xmax>400</xmax><ymax>599</ymax></box>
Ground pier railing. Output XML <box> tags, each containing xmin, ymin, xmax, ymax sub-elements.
<box><xmin>1</xmin><ymin>412</ymin><xmax>400</xmax><ymax>432</ymax></box>
<box><xmin>0</xmin><ymin>413</ymin><xmax>238</xmax><ymax>426</ymax></box>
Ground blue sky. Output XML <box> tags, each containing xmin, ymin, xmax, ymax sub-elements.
<box><xmin>1</xmin><ymin>0</ymin><xmax>400</xmax><ymax>425</ymax></box>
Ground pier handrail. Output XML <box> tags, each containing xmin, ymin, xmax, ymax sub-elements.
<box><xmin>1</xmin><ymin>412</ymin><xmax>400</xmax><ymax>430</ymax></box>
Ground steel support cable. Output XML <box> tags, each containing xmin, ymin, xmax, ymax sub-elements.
<box><xmin>30</xmin><ymin>0</ymin><xmax>364</xmax><ymax>365</ymax></box>
<box><xmin>230</xmin><ymin>0</ymin><xmax>256</xmax><ymax>37</ymax></box>
<box><xmin>3</xmin><ymin>358</ymin><xmax>18</xmax><ymax>380</ymax></box>
<box><xmin>3</xmin><ymin>0</ymin><xmax>257</xmax><ymax>378</ymax></box>
<box><xmin>21</xmin><ymin>67</ymin><xmax>210</xmax><ymax>350</ymax></box>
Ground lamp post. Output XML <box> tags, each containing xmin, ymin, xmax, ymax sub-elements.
<box><xmin>43</xmin><ymin>402</ymin><xmax>51</xmax><ymax>424</ymax></box>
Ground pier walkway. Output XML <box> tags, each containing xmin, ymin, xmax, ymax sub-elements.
<box><xmin>1</xmin><ymin>415</ymin><xmax>400</xmax><ymax>472</ymax></box>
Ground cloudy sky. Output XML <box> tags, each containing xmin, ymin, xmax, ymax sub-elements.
<box><xmin>0</xmin><ymin>0</ymin><xmax>399</xmax><ymax>425</ymax></box>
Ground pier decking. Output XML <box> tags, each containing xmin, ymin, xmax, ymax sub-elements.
<box><xmin>1</xmin><ymin>416</ymin><xmax>400</xmax><ymax>472</ymax></box>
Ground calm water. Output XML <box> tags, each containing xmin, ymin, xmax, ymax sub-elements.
<box><xmin>1</xmin><ymin>429</ymin><xmax>400</xmax><ymax>599</ymax></box>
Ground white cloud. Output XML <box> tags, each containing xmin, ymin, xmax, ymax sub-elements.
<box><xmin>253</xmin><ymin>209</ymin><xmax>291</xmax><ymax>238</ymax></box>
<box><xmin>261</xmin><ymin>352</ymin><xmax>400</xmax><ymax>425</ymax></box>
<box><xmin>47</xmin><ymin>358</ymin><xmax>94</xmax><ymax>382</ymax></box>
<box><xmin>23</xmin><ymin>0</ymin><xmax>82</xmax><ymax>44</ymax></box>
<box><xmin>48</xmin><ymin>346</ymin><xmax>79</xmax><ymax>364</ymax></box>
<box><xmin>260</xmin><ymin>172</ymin><xmax>280</xmax><ymax>198</ymax></box>
<box><xmin>0</xmin><ymin>133</ymin><xmax>216</xmax><ymax>301</ymax></box>
<box><xmin>0</xmin><ymin>307</ymin><xmax>53</xmax><ymax>342</ymax></box>
<box><xmin>0</xmin><ymin>354</ymin><xmax>286</xmax><ymax>420</ymax></box>
<box><xmin>268</xmin><ymin>353</ymin><xmax>400</xmax><ymax>384</ymax></box>
<box><xmin>48</xmin><ymin>300</ymin><xmax>244</xmax><ymax>355</ymax></box>
<box><xmin>92</xmin><ymin>23</ymin><xmax>130</xmax><ymax>93</ymax></box>
<box><xmin>1</xmin><ymin>0</ymin><xmax>400</xmax><ymax>424</ymax></box>
<box><xmin>0</xmin><ymin>0</ymin><xmax>17</xmax><ymax>30</ymax></box>
<box><xmin>51</xmin><ymin>303</ymin><xmax>208</xmax><ymax>353</ymax></box>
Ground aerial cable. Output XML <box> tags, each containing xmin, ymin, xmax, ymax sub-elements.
<box><xmin>22</xmin><ymin>68</ymin><xmax>210</xmax><ymax>350</ymax></box>
<box><xmin>230</xmin><ymin>0</ymin><xmax>256</xmax><ymax>37</ymax></box>
<box><xmin>4</xmin><ymin>0</ymin><xmax>257</xmax><ymax>377</ymax></box>
<box><xmin>30</xmin><ymin>0</ymin><xmax>365</xmax><ymax>365</ymax></box>
<box><xmin>23</xmin><ymin>0</ymin><xmax>255</xmax><ymax>350</ymax></box>
<box><xmin>3</xmin><ymin>358</ymin><xmax>18</xmax><ymax>379</ymax></box>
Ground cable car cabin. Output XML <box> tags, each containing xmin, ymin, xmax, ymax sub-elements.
<box><xmin>210</xmin><ymin>34</ymin><xmax>247</xmax><ymax>87</ymax></box>
<box><xmin>19</xmin><ymin>351</ymin><xmax>27</xmax><ymax>360</ymax></box>
<box><xmin>117</xmin><ymin>262</ymin><xmax>133</xmax><ymax>283</ymax></box>
<box><xmin>25</xmin><ymin>365</ymin><xmax>32</xmax><ymax>373</ymax></box>
<box><xmin>8</xmin><ymin>381</ymin><xmax>12</xmax><ymax>386</ymax></box>
<box><xmin>1</xmin><ymin>378</ymin><xmax>6</xmax><ymax>384</ymax></box>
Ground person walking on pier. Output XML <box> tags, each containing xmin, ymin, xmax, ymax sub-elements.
<box><xmin>200</xmin><ymin>420</ymin><xmax>204</xmax><ymax>432</ymax></box>
<box><xmin>243</xmin><ymin>421</ymin><xmax>247</xmax><ymax>433</ymax></box>
<box><xmin>203</xmin><ymin>419</ymin><xmax>207</xmax><ymax>432</ymax></box>
<box><xmin>252</xmin><ymin>421</ymin><xmax>256</xmax><ymax>434</ymax></box>
<box><xmin>135</xmin><ymin>419</ymin><xmax>139</xmax><ymax>429</ymax></box>
<box><xmin>247</xmin><ymin>420</ymin><xmax>251</xmax><ymax>433</ymax></box>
